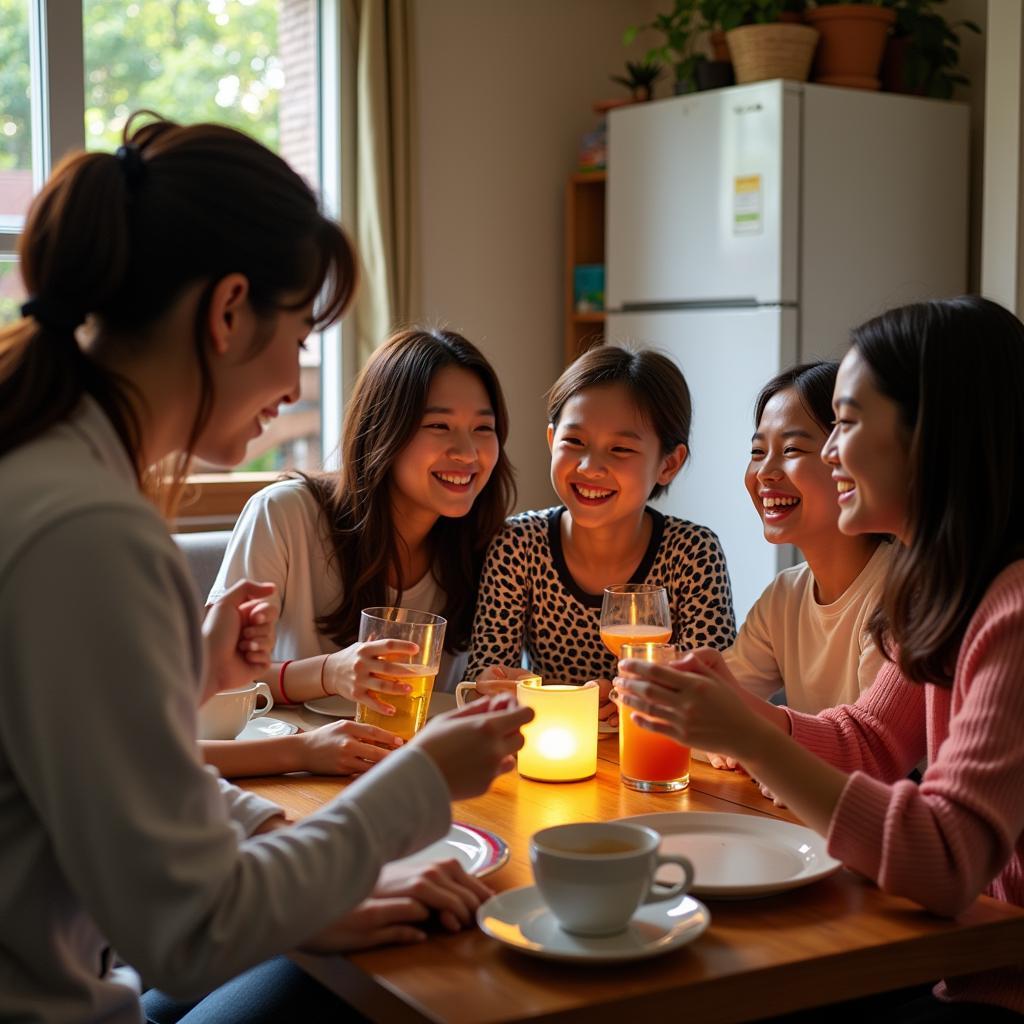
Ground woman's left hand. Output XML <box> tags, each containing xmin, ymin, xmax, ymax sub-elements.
<box><xmin>616</xmin><ymin>648</ymin><xmax>768</xmax><ymax>760</ymax></box>
<box><xmin>374</xmin><ymin>858</ymin><xmax>493</xmax><ymax>933</ymax></box>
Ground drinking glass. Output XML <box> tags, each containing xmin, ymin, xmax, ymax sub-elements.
<box><xmin>599</xmin><ymin>584</ymin><xmax>671</xmax><ymax>658</ymax></box>
<box><xmin>617</xmin><ymin>642</ymin><xmax>690</xmax><ymax>793</ymax></box>
<box><xmin>355</xmin><ymin>607</ymin><xmax>446</xmax><ymax>740</ymax></box>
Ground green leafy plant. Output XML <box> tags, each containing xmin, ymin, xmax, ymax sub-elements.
<box><xmin>610</xmin><ymin>60</ymin><xmax>664</xmax><ymax>101</ymax></box>
<box><xmin>892</xmin><ymin>0</ymin><xmax>981</xmax><ymax>99</ymax></box>
<box><xmin>624</xmin><ymin>0</ymin><xmax>706</xmax><ymax>94</ymax></box>
<box><xmin>698</xmin><ymin>0</ymin><xmax>797</xmax><ymax>29</ymax></box>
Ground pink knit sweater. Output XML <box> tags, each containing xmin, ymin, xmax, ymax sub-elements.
<box><xmin>787</xmin><ymin>560</ymin><xmax>1024</xmax><ymax>1013</ymax></box>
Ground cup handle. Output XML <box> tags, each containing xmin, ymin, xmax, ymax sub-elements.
<box><xmin>454</xmin><ymin>680</ymin><xmax>478</xmax><ymax>709</ymax></box>
<box><xmin>252</xmin><ymin>681</ymin><xmax>273</xmax><ymax>717</ymax></box>
<box><xmin>645</xmin><ymin>854</ymin><xmax>693</xmax><ymax>904</ymax></box>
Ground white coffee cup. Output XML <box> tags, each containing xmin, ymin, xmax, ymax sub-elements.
<box><xmin>198</xmin><ymin>681</ymin><xmax>273</xmax><ymax>740</ymax></box>
<box><xmin>531</xmin><ymin>821</ymin><xmax>693</xmax><ymax>936</ymax></box>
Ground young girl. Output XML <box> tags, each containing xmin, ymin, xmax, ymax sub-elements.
<box><xmin>468</xmin><ymin>345</ymin><xmax>736</xmax><ymax>700</ymax></box>
<box><xmin>0</xmin><ymin>116</ymin><xmax>530</xmax><ymax>1023</ymax></box>
<box><xmin>206</xmin><ymin>327</ymin><xmax>516</xmax><ymax>778</ymax></box>
<box><xmin>723</xmin><ymin>362</ymin><xmax>888</xmax><ymax>709</ymax></box>
<box><xmin>619</xmin><ymin>296</ymin><xmax>1024</xmax><ymax>1020</ymax></box>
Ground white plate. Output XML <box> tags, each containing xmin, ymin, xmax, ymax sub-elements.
<box><xmin>304</xmin><ymin>692</ymin><xmax>457</xmax><ymax>720</ymax></box>
<box><xmin>237</xmin><ymin>716</ymin><xmax>299</xmax><ymax>740</ymax></box>
<box><xmin>598</xmin><ymin>720</ymin><xmax>618</xmax><ymax>735</ymax></box>
<box><xmin>477</xmin><ymin>885</ymin><xmax>710</xmax><ymax>964</ymax></box>
<box><xmin>303</xmin><ymin>695</ymin><xmax>357</xmax><ymax>718</ymax></box>
<box><xmin>390</xmin><ymin>822</ymin><xmax>508</xmax><ymax>878</ymax></box>
<box><xmin>617</xmin><ymin>811</ymin><xmax>841</xmax><ymax>899</ymax></box>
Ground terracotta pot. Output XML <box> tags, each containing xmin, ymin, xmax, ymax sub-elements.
<box><xmin>710</xmin><ymin>29</ymin><xmax>731</xmax><ymax>63</ymax></box>
<box><xmin>805</xmin><ymin>3</ymin><xmax>897</xmax><ymax>91</ymax></box>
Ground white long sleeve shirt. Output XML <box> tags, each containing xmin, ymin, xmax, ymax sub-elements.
<box><xmin>0</xmin><ymin>398</ymin><xmax>451</xmax><ymax>1023</ymax></box>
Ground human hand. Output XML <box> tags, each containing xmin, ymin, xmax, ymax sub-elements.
<box><xmin>291</xmin><ymin>719</ymin><xmax>404</xmax><ymax>776</ymax></box>
<box><xmin>411</xmin><ymin>694</ymin><xmax>533</xmax><ymax>801</ymax></box>
<box><xmin>300</xmin><ymin>897</ymin><xmax>430</xmax><ymax>953</ymax></box>
<box><xmin>322</xmin><ymin>639</ymin><xmax>422</xmax><ymax>715</ymax></box>
<box><xmin>475</xmin><ymin>665</ymin><xmax>535</xmax><ymax>697</ymax></box>
<box><xmin>707</xmin><ymin>751</ymin><xmax>742</xmax><ymax>771</ymax></box>
<box><xmin>374</xmin><ymin>858</ymin><xmax>492</xmax><ymax>933</ymax></box>
<box><xmin>595</xmin><ymin>678</ymin><xmax>618</xmax><ymax>728</ymax></box>
<box><xmin>237</xmin><ymin>597</ymin><xmax>278</xmax><ymax>671</ymax></box>
<box><xmin>202</xmin><ymin>580</ymin><xmax>277</xmax><ymax>700</ymax></box>
<box><xmin>616</xmin><ymin>648</ymin><xmax>769</xmax><ymax>760</ymax></box>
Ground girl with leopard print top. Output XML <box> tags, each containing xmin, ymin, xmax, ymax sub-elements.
<box><xmin>467</xmin><ymin>346</ymin><xmax>736</xmax><ymax>720</ymax></box>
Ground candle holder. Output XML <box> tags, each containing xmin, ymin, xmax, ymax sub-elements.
<box><xmin>517</xmin><ymin>678</ymin><xmax>599</xmax><ymax>782</ymax></box>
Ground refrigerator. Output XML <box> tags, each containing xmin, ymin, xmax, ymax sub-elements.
<box><xmin>605</xmin><ymin>80</ymin><xmax>968</xmax><ymax>623</ymax></box>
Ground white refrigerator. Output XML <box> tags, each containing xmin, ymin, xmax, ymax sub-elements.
<box><xmin>605</xmin><ymin>79</ymin><xmax>968</xmax><ymax>622</ymax></box>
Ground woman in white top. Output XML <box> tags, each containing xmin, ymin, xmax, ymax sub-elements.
<box><xmin>711</xmin><ymin>361</ymin><xmax>888</xmax><ymax>770</ymax></box>
<box><xmin>207</xmin><ymin>327</ymin><xmax>517</xmax><ymax>778</ymax></box>
<box><xmin>0</xmin><ymin>114</ymin><xmax>529</xmax><ymax>1024</ymax></box>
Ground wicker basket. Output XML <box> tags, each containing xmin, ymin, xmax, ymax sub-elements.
<box><xmin>726</xmin><ymin>23</ymin><xmax>819</xmax><ymax>85</ymax></box>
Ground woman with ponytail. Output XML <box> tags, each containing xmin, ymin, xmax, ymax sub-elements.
<box><xmin>0</xmin><ymin>115</ymin><xmax>530</xmax><ymax>1023</ymax></box>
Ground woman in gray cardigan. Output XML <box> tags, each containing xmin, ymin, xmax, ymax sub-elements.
<box><xmin>0</xmin><ymin>115</ymin><xmax>530</xmax><ymax>1023</ymax></box>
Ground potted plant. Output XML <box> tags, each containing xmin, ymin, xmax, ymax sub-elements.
<box><xmin>610</xmin><ymin>60</ymin><xmax>664</xmax><ymax>102</ymax></box>
<box><xmin>704</xmin><ymin>1</ymin><xmax>819</xmax><ymax>85</ymax></box>
<box><xmin>624</xmin><ymin>0</ymin><xmax>707</xmax><ymax>95</ymax></box>
<box><xmin>882</xmin><ymin>0</ymin><xmax>980</xmax><ymax>98</ymax></box>
<box><xmin>805</xmin><ymin>1</ymin><xmax>898</xmax><ymax>90</ymax></box>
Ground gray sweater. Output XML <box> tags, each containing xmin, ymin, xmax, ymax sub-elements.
<box><xmin>0</xmin><ymin>399</ymin><xmax>451</xmax><ymax>1023</ymax></box>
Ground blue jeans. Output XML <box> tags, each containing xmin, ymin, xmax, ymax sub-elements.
<box><xmin>142</xmin><ymin>955</ymin><xmax>367</xmax><ymax>1024</ymax></box>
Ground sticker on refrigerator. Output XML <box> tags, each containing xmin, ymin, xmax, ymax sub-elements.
<box><xmin>733</xmin><ymin>175</ymin><xmax>763</xmax><ymax>235</ymax></box>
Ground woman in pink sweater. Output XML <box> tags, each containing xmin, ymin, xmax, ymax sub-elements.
<box><xmin>618</xmin><ymin>295</ymin><xmax>1024</xmax><ymax>1021</ymax></box>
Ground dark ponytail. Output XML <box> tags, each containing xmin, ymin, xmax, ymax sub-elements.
<box><xmin>0</xmin><ymin>112</ymin><xmax>357</xmax><ymax>506</ymax></box>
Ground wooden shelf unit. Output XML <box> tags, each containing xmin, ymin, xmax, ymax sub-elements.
<box><xmin>563</xmin><ymin>171</ymin><xmax>606</xmax><ymax>366</ymax></box>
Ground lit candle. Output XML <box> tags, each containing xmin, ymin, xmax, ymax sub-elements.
<box><xmin>516</xmin><ymin>678</ymin><xmax>599</xmax><ymax>782</ymax></box>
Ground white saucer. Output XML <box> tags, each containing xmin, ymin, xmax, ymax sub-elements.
<box><xmin>303</xmin><ymin>695</ymin><xmax>357</xmax><ymax>718</ymax></box>
<box><xmin>597</xmin><ymin>720</ymin><xmax>618</xmax><ymax>735</ymax></box>
<box><xmin>237</xmin><ymin>716</ymin><xmax>299</xmax><ymax>740</ymax></box>
<box><xmin>617</xmin><ymin>811</ymin><xmax>841</xmax><ymax>899</ymax></box>
<box><xmin>391</xmin><ymin>822</ymin><xmax>508</xmax><ymax>878</ymax></box>
<box><xmin>477</xmin><ymin>886</ymin><xmax>709</xmax><ymax>963</ymax></box>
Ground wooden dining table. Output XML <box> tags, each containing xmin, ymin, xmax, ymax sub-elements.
<box><xmin>240</xmin><ymin>698</ymin><xmax>1024</xmax><ymax>1023</ymax></box>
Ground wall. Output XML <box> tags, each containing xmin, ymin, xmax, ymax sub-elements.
<box><xmin>411</xmin><ymin>0</ymin><xmax>659</xmax><ymax>511</ymax></box>
<box><xmin>945</xmin><ymin>0</ymin><xmax>987</xmax><ymax>292</ymax></box>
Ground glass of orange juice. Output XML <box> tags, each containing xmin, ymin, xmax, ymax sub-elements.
<box><xmin>599</xmin><ymin>584</ymin><xmax>671</xmax><ymax>657</ymax></box>
<box><xmin>616</xmin><ymin>642</ymin><xmax>690</xmax><ymax>793</ymax></box>
<box><xmin>355</xmin><ymin>607</ymin><xmax>446</xmax><ymax>740</ymax></box>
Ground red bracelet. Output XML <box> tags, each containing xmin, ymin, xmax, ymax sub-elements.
<box><xmin>319</xmin><ymin>653</ymin><xmax>331</xmax><ymax>697</ymax></box>
<box><xmin>278</xmin><ymin>659</ymin><xmax>296</xmax><ymax>705</ymax></box>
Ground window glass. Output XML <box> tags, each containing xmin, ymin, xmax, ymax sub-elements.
<box><xmin>82</xmin><ymin>0</ymin><xmax>322</xmax><ymax>471</ymax></box>
<box><xmin>0</xmin><ymin>0</ymin><xmax>34</xmax><ymax>221</ymax></box>
<box><xmin>0</xmin><ymin>259</ymin><xmax>26</xmax><ymax>324</ymax></box>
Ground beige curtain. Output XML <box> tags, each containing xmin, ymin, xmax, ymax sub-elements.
<box><xmin>341</xmin><ymin>0</ymin><xmax>416</xmax><ymax>368</ymax></box>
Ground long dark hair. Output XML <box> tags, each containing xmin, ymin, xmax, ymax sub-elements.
<box><xmin>754</xmin><ymin>360</ymin><xmax>839</xmax><ymax>432</ymax></box>
<box><xmin>304</xmin><ymin>327</ymin><xmax>516</xmax><ymax>652</ymax></box>
<box><xmin>0</xmin><ymin>112</ymin><xmax>356</xmax><ymax>511</ymax></box>
<box><xmin>546</xmin><ymin>345</ymin><xmax>691</xmax><ymax>499</ymax></box>
<box><xmin>859</xmin><ymin>296</ymin><xmax>1024</xmax><ymax>685</ymax></box>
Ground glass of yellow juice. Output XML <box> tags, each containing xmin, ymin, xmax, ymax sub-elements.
<box><xmin>355</xmin><ymin>607</ymin><xmax>446</xmax><ymax>740</ymax></box>
<box><xmin>617</xmin><ymin>642</ymin><xmax>690</xmax><ymax>793</ymax></box>
<box><xmin>599</xmin><ymin>584</ymin><xmax>671</xmax><ymax>657</ymax></box>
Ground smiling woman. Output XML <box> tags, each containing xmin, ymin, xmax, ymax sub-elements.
<box><xmin>204</xmin><ymin>327</ymin><xmax>518</xmax><ymax>779</ymax></box>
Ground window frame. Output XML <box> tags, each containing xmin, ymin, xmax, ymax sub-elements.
<box><xmin>6</xmin><ymin>0</ymin><xmax>348</xmax><ymax>527</ymax></box>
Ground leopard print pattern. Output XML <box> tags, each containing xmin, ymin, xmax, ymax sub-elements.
<box><xmin>467</xmin><ymin>507</ymin><xmax>736</xmax><ymax>685</ymax></box>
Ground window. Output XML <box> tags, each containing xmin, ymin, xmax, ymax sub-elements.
<box><xmin>0</xmin><ymin>0</ymin><xmax>345</xmax><ymax>518</ymax></box>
